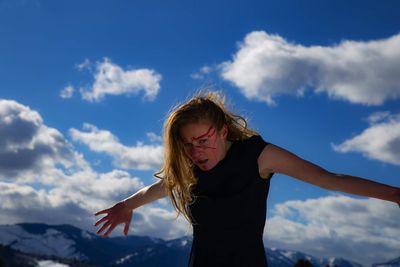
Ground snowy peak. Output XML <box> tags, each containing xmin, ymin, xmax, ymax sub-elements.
<box><xmin>165</xmin><ymin>235</ymin><xmax>193</xmax><ymax>248</ymax></box>
<box><xmin>111</xmin><ymin>235</ymin><xmax>192</xmax><ymax>266</ymax></box>
<box><xmin>0</xmin><ymin>223</ymin><xmax>181</xmax><ymax>266</ymax></box>
<box><xmin>373</xmin><ymin>257</ymin><xmax>400</xmax><ymax>267</ymax></box>
<box><xmin>0</xmin><ymin>223</ymin><xmax>399</xmax><ymax>267</ymax></box>
<box><xmin>0</xmin><ymin>223</ymin><xmax>86</xmax><ymax>260</ymax></box>
<box><xmin>267</xmin><ymin>248</ymin><xmax>322</xmax><ymax>267</ymax></box>
<box><xmin>322</xmin><ymin>257</ymin><xmax>364</xmax><ymax>267</ymax></box>
<box><xmin>266</xmin><ymin>248</ymin><xmax>366</xmax><ymax>267</ymax></box>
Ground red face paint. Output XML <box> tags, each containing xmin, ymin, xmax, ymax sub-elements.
<box><xmin>182</xmin><ymin>126</ymin><xmax>218</xmax><ymax>152</ymax></box>
<box><xmin>180</xmin><ymin>122</ymin><xmax>228</xmax><ymax>171</ymax></box>
<box><xmin>191</xmin><ymin>126</ymin><xmax>215</xmax><ymax>141</ymax></box>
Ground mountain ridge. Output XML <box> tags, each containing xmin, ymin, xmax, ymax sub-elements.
<box><xmin>0</xmin><ymin>223</ymin><xmax>397</xmax><ymax>267</ymax></box>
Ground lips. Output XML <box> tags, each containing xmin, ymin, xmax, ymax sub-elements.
<box><xmin>197</xmin><ymin>159</ymin><xmax>208</xmax><ymax>164</ymax></box>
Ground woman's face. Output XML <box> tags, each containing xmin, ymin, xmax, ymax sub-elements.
<box><xmin>180</xmin><ymin>121</ymin><xmax>228</xmax><ymax>171</ymax></box>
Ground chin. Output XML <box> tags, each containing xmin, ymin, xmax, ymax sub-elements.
<box><xmin>198</xmin><ymin>162</ymin><xmax>216</xmax><ymax>171</ymax></box>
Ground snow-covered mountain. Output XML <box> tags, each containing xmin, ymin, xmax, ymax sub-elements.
<box><xmin>0</xmin><ymin>223</ymin><xmax>166</xmax><ymax>266</ymax></box>
<box><xmin>266</xmin><ymin>248</ymin><xmax>363</xmax><ymax>267</ymax></box>
<box><xmin>266</xmin><ymin>247</ymin><xmax>321</xmax><ymax>267</ymax></box>
<box><xmin>112</xmin><ymin>236</ymin><xmax>192</xmax><ymax>267</ymax></box>
<box><xmin>373</xmin><ymin>257</ymin><xmax>400</xmax><ymax>267</ymax></box>
<box><xmin>0</xmin><ymin>223</ymin><xmax>87</xmax><ymax>260</ymax></box>
<box><xmin>0</xmin><ymin>223</ymin><xmax>398</xmax><ymax>267</ymax></box>
<box><xmin>0</xmin><ymin>244</ymin><xmax>92</xmax><ymax>267</ymax></box>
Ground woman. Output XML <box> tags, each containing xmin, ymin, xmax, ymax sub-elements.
<box><xmin>94</xmin><ymin>91</ymin><xmax>400</xmax><ymax>267</ymax></box>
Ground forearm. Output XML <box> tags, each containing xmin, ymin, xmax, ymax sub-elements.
<box><xmin>321</xmin><ymin>172</ymin><xmax>399</xmax><ymax>203</ymax></box>
<box><xmin>123</xmin><ymin>179</ymin><xmax>168</xmax><ymax>210</ymax></box>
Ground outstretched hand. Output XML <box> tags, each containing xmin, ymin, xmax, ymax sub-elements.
<box><xmin>94</xmin><ymin>201</ymin><xmax>132</xmax><ymax>237</ymax></box>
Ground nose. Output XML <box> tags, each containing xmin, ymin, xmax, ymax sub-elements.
<box><xmin>188</xmin><ymin>145</ymin><xmax>204</xmax><ymax>158</ymax></box>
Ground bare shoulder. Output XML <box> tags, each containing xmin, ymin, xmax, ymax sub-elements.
<box><xmin>258</xmin><ymin>143</ymin><xmax>298</xmax><ymax>169</ymax></box>
<box><xmin>257</xmin><ymin>143</ymin><xmax>327</xmax><ymax>180</ymax></box>
<box><xmin>257</xmin><ymin>143</ymin><xmax>278</xmax><ymax>179</ymax></box>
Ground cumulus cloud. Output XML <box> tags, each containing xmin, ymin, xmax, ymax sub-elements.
<box><xmin>0</xmin><ymin>99</ymin><xmax>87</xmax><ymax>180</ymax></box>
<box><xmin>146</xmin><ymin>132</ymin><xmax>162</xmax><ymax>143</ymax></box>
<box><xmin>221</xmin><ymin>31</ymin><xmax>400</xmax><ymax>106</ymax></box>
<box><xmin>0</xmin><ymin>181</ymin><xmax>91</xmax><ymax>227</ymax></box>
<box><xmin>191</xmin><ymin>65</ymin><xmax>213</xmax><ymax>80</ymax></box>
<box><xmin>133</xmin><ymin>205</ymin><xmax>191</xmax><ymax>239</ymax></box>
<box><xmin>69</xmin><ymin>123</ymin><xmax>164</xmax><ymax>170</ymax></box>
<box><xmin>265</xmin><ymin>195</ymin><xmax>400</xmax><ymax>266</ymax></box>
<box><xmin>0</xmin><ymin>99</ymin><xmax>189</xmax><ymax>240</ymax></box>
<box><xmin>332</xmin><ymin>112</ymin><xmax>400</xmax><ymax>165</ymax></box>
<box><xmin>80</xmin><ymin>58</ymin><xmax>162</xmax><ymax>102</ymax></box>
<box><xmin>59</xmin><ymin>85</ymin><xmax>75</xmax><ymax>99</ymax></box>
<box><xmin>0</xmin><ymin>174</ymin><xmax>190</xmax><ymax>240</ymax></box>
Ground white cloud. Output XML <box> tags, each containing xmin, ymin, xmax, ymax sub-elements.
<box><xmin>265</xmin><ymin>195</ymin><xmax>400</xmax><ymax>266</ymax></box>
<box><xmin>221</xmin><ymin>31</ymin><xmax>400</xmax><ymax>106</ymax></box>
<box><xmin>332</xmin><ymin>112</ymin><xmax>400</xmax><ymax>165</ymax></box>
<box><xmin>45</xmin><ymin>169</ymin><xmax>145</xmax><ymax>209</ymax></box>
<box><xmin>191</xmin><ymin>65</ymin><xmax>213</xmax><ymax>80</ymax></box>
<box><xmin>59</xmin><ymin>85</ymin><xmax>75</xmax><ymax>99</ymax></box>
<box><xmin>0</xmin><ymin>99</ymin><xmax>87</xmax><ymax>180</ymax></box>
<box><xmin>80</xmin><ymin>58</ymin><xmax>162</xmax><ymax>102</ymax></box>
<box><xmin>0</xmin><ymin>99</ymin><xmax>189</xmax><ymax>240</ymax></box>
<box><xmin>0</xmin><ymin>173</ymin><xmax>190</xmax><ymax>240</ymax></box>
<box><xmin>75</xmin><ymin>58</ymin><xmax>91</xmax><ymax>71</ymax></box>
<box><xmin>133</xmin><ymin>205</ymin><xmax>191</xmax><ymax>239</ymax></box>
<box><xmin>366</xmin><ymin>111</ymin><xmax>391</xmax><ymax>124</ymax></box>
<box><xmin>146</xmin><ymin>132</ymin><xmax>162</xmax><ymax>143</ymax></box>
<box><xmin>69</xmin><ymin>123</ymin><xmax>164</xmax><ymax>170</ymax></box>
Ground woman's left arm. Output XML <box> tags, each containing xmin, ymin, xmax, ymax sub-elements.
<box><xmin>258</xmin><ymin>144</ymin><xmax>400</xmax><ymax>205</ymax></box>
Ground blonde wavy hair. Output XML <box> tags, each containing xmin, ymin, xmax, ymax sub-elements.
<box><xmin>154</xmin><ymin>91</ymin><xmax>259</xmax><ymax>224</ymax></box>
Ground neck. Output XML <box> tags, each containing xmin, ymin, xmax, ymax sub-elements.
<box><xmin>223</xmin><ymin>140</ymin><xmax>232</xmax><ymax>157</ymax></box>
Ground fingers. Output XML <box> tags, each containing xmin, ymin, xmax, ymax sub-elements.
<box><xmin>103</xmin><ymin>223</ymin><xmax>117</xmax><ymax>237</ymax></box>
<box><xmin>94</xmin><ymin>216</ymin><xmax>108</xmax><ymax>227</ymax></box>
<box><xmin>96</xmin><ymin>221</ymin><xmax>112</xmax><ymax>235</ymax></box>
<box><xmin>94</xmin><ymin>208</ymin><xmax>110</xmax><ymax>216</ymax></box>
<box><xmin>123</xmin><ymin>217</ymin><xmax>131</xmax><ymax>236</ymax></box>
<box><xmin>94</xmin><ymin>204</ymin><xmax>132</xmax><ymax>237</ymax></box>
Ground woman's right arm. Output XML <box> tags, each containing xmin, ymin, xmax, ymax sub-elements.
<box><xmin>94</xmin><ymin>179</ymin><xmax>168</xmax><ymax>237</ymax></box>
<box><xmin>123</xmin><ymin>179</ymin><xmax>168</xmax><ymax>209</ymax></box>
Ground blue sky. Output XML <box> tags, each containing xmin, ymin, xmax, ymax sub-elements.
<box><xmin>1</xmin><ymin>0</ymin><xmax>399</xmax><ymax>265</ymax></box>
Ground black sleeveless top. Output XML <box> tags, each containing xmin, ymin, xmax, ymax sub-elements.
<box><xmin>188</xmin><ymin>135</ymin><xmax>273</xmax><ymax>267</ymax></box>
